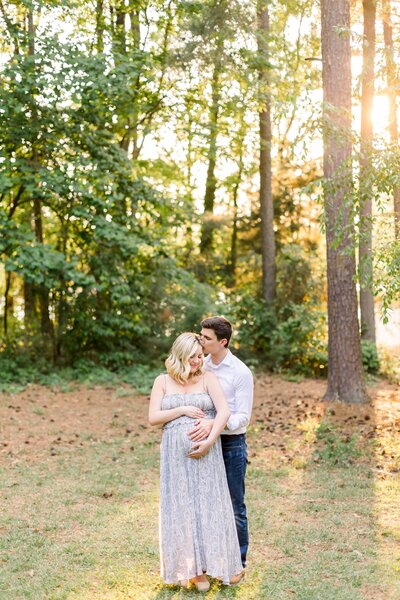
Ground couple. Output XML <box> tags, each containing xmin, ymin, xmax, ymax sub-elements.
<box><xmin>148</xmin><ymin>316</ymin><xmax>254</xmax><ymax>591</ymax></box>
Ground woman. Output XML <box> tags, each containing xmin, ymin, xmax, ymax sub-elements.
<box><xmin>149</xmin><ymin>333</ymin><xmax>243</xmax><ymax>591</ymax></box>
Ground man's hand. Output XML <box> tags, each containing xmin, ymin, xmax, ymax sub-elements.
<box><xmin>187</xmin><ymin>418</ymin><xmax>214</xmax><ymax>442</ymax></box>
<box><xmin>187</xmin><ymin>440</ymin><xmax>211</xmax><ymax>459</ymax></box>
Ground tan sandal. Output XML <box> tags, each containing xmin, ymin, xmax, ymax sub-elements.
<box><xmin>229</xmin><ymin>570</ymin><xmax>245</xmax><ymax>586</ymax></box>
<box><xmin>192</xmin><ymin>574</ymin><xmax>210</xmax><ymax>592</ymax></box>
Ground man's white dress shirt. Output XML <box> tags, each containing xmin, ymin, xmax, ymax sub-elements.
<box><xmin>204</xmin><ymin>350</ymin><xmax>253</xmax><ymax>435</ymax></box>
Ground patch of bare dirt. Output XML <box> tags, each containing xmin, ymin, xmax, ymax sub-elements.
<box><xmin>253</xmin><ymin>375</ymin><xmax>400</xmax><ymax>473</ymax></box>
<box><xmin>0</xmin><ymin>375</ymin><xmax>399</xmax><ymax>467</ymax></box>
<box><xmin>0</xmin><ymin>383</ymin><xmax>150</xmax><ymax>464</ymax></box>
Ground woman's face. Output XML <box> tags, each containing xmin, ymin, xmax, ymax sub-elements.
<box><xmin>188</xmin><ymin>343</ymin><xmax>204</xmax><ymax>373</ymax></box>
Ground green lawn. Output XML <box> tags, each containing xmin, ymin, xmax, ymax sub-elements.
<box><xmin>1</xmin><ymin>384</ymin><xmax>400</xmax><ymax>599</ymax></box>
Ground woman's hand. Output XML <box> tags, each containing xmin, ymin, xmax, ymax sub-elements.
<box><xmin>187</xmin><ymin>440</ymin><xmax>212</xmax><ymax>459</ymax></box>
<box><xmin>181</xmin><ymin>406</ymin><xmax>205</xmax><ymax>419</ymax></box>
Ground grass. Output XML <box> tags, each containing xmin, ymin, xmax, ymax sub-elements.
<box><xmin>1</xmin><ymin>386</ymin><xmax>400</xmax><ymax>599</ymax></box>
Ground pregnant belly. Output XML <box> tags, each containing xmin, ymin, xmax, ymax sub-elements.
<box><xmin>162</xmin><ymin>420</ymin><xmax>201</xmax><ymax>455</ymax></box>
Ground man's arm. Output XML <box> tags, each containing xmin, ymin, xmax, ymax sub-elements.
<box><xmin>187</xmin><ymin>372</ymin><xmax>230</xmax><ymax>458</ymax></box>
<box><xmin>188</xmin><ymin>368</ymin><xmax>254</xmax><ymax>441</ymax></box>
<box><xmin>225</xmin><ymin>369</ymin><xmax>253</xmax><ymax>431</ymax></box>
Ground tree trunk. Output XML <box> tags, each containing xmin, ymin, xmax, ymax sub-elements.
<box><xmin>200</xmin><ymin>51</ymin><xmax>222</xmax><ymax>255</ymax></box>
<box><xmin>3</xmin><ymin>271</ymin><xmax>12</xmax><ymax>337</ymax></box>
<box><xmin>113</xmin><ymin>0</ymin><xmax>127</xmax><ymax>56</ymax></box>
<box><xmin>183</xmin><ymin>79</ymin><xmax>196</xmax><ymax>265</ymax></box>
<box><xmin>32</xmin><ymin>197</ymin><xmax>54</xmax><ymax>340</ymax></box>
<box><xmin>321</xmin><ymin>0</ymin><xmax>368</xmax><ymax>403</ymax></box>
<box><xmin>227</xmin><ymin>123</ymin><xmax>245</xmax><ymax>288</ymax></box>
<box><xmin>129</xmin><ymin>1</ymin><xmax>140</xmax><ymax>49</ymax></box>
<box><xmin>29</xmin><ymin>8</ymin><xmax>54</xmax><ymax>349</ymax></box>
<box><xmin>126</xmin><ymin>0</ymin><xmax>142</xmax><ymax>158</ymax></box>
<box><xmin>24</xmin><ymin>279</ymin><xmax>36</xmax><ymax>331</ymax></box>
<box><xmin>228</xmin><ymin>179</ymin><xmax>239</xmax><ymax>288</ymax></box>
<box><xmin>359</xmin><ymin>0</ymin><xmax>376</xmax><ymax>343</ymax></box>
<box><xmin>54</xmin><ymin>217</ymin><xmax>70</xmax><ymax>362</ymax></box>
<box><xmin>95</xmin><ymin>0</ymin><xmax>104</xmax><ymax>54</ymax></box>
<box><xmin>258</xmin><ymin>0</ymin><xmax>276</xmax><ymax>304</ymax></box>
<box><xmin>382</xmin><ymin>0</ymin><xmax>400</xmax><ymax>237</ymax></box>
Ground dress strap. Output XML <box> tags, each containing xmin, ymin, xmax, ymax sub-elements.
<box><xmin>163</xmin><ymin>373</ymin><xmax>167</xmax><ymax>395</ymax></box>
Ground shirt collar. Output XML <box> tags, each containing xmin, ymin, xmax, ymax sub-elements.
<box><xmin>205</xmin><ymin>349</ymin><xmax>233</xmax><ymax>368</ymax></box>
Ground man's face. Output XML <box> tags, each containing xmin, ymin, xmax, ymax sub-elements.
<box><xmin>200</xmin><ymin>327</ymin><xmax>227</xmax><ymax>355</ymax></box>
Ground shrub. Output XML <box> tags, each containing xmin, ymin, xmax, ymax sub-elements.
<box><xmin>230</xmin><ymin>294</ymin><xmax>328</xmax><ymax>377</ymax></box>
<box><xmin>361</xmin><ymin>340</ymin><xmax>380</xmax><ymax>374</ymax></box>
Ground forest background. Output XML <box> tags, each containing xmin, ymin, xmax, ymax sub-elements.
<box><xmin>0</xmin><ymin>0</ymin><xmax>399</xmax><ymax>397</ymax></box>
<box><xmin>1</xmin><ymin>2</ymin><xmax>400</xmax><ymax>599</ymax></box>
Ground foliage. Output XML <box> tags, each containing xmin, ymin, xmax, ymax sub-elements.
<box><xmin>0</xmin><ymin>0</ymin><xmax>398</xmax><ymax>377</ymax></box>
<box><xmin>0</xmin><ymin>352</ymin><xmax>162</xmax><ymax>395</ymax></box>
<box><xmin>0</xmin><ymin>2</ymin><xmax>215</xmax><ymax>367</ymax></box>
<box><xmin>231</xmin><ymin>293</ymin><xmax>328</xmax><ymax>377</ymax></box>
<box><xmin>275</xmin><ymin>243</ymin><xmax>325</xmax><ymax>307</ymax></box>
<box><xmin>377</xmin><ymin>347</ymin><xmax>400</xmax><ymax>384</ymax></box>
<box><xmin>361</xmin><ymin>340</ymin><xmax>380</xmax><ymax>374</ymax></box>
<box><xmin>230</xmin><ymin>245</ymin><xmax>328</xmax><ymax>377</ymax></box>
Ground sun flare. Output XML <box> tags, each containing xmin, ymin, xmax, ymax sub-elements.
<box><xmin>371</xmin><ymin>95</ymin><xmax>390</xmax><ymax>136</ymax></box>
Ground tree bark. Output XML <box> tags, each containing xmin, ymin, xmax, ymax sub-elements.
<box><xmin>95</xmin><ymin>0</ymin><xmax>104</xmax><ymax>54</ymax></box>
<box><xmin>200</xmin><ymin>52</ymin><xmax>222</xmax><ymax>255</ymax></box>
<box><xmin>29</xmin><ymin>7</ymin><xmax>54</xmax><ymax>348</ymax></box>
<box><xmin>359</xmin><ymin>0</ymin><xmax>376</xmax><ymax>344</ymax></box>
<box><xmin>129</xmin><ymin>0</ymin><xmax>140</xmax><ymax>49</ymax></box>
<box><xmin>24</xmin><ymin>279</ymin><xmax>36</xmax><ymax>331</ymax></box>
<box><xmin>3</xmin><ymin>271</ymin><xmax>12</xmax><ymax>337</ymax></box>
<box><xmin>33</xmin><ymin>196</ymin><xmax>54</xmax><ymax>341</ymax></box>
<box><xmin>183</xmin><ymin>78</ymin><xmax>196</xmax><ymax>265</ymax></box>
<box><xmin>228</xmin><ymin>176</ymin><xmax>240</xmax><ymax>288</ymax></box>
<box><xmin>382</xmin><ymin>0</ymin><xmax>400</xmax><ymax>237</ymax></box>
<box><xmin>125</xmin><ymin>0</ymin><xmax>142</xmax><ymax>158</ymax></box>
<box><xmin>113</xmin><ymin>0</ymin><xmax>127</xmax><ymax>56</ymax></box>
<box><xmin>321</xmin><ymin>0</ymin><xmax>368</xmax><ymax>403</ymax></box>
<box><xmin>258</xmin><ymin>0</ymin><xmax>276</xmax><ymax>304</ymax></box>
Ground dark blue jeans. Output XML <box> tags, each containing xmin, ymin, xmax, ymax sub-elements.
<box><xmin>221</xmin><ymin>433</ymin><xmax>248</xmax><ymax>568</ymax></box>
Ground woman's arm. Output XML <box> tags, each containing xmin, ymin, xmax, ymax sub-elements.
<box><xmin>188</xmin><ymin>371</ymin><xmax>230</xmax><ymax>458</ymax></box>
<box><xmin>148</xmin><ymin>375</ymin><xmax>205</xmax><ymax>426</ymax></box>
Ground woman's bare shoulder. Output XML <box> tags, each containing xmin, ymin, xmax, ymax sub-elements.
<box><xmin>204</xmin><ymin>370</ymin><xmax>218</xmax><ymax>384</ymax></box>
<box><xmin>153</xmin><ymin>373</ymin><xmax>166</xmax><ymax>386</ymax></box>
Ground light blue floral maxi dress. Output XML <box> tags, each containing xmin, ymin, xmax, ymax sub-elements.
<box><xmin>159</xmin><ymin>390</ymin><xmax>243</xmax><ymax>584</ymax></box>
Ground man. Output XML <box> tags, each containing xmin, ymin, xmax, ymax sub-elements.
<box><xmin>188</xmin><ymin>315</ymin><xmax>253</xmax><ymax>581</ymax></box>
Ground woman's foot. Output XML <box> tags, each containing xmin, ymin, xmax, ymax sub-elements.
<box><xmin>229</xmin><ymin>569</ymin><xmax>245</xmax><ymax>586</ymax></box>
<box><xmin>178</xmin><ymin>579</ymin><xmax>190</xmax><ymax>588</ymax></box>
<box><xmin>192</xmin><ymin>574</ymin><xmax>210</xmax><ymax>592</ymax></box>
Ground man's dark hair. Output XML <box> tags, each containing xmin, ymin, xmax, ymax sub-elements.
<box><xmin>201</xmin><ymin>316</ymin><xmax>232</xmax><ymax>347</ymax></box>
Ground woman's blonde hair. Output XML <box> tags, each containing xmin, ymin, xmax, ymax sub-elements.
<box><xmin>165</xmin><ymin>333</ymin><xmax>204</xmax><ymax>384</ymax></box>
